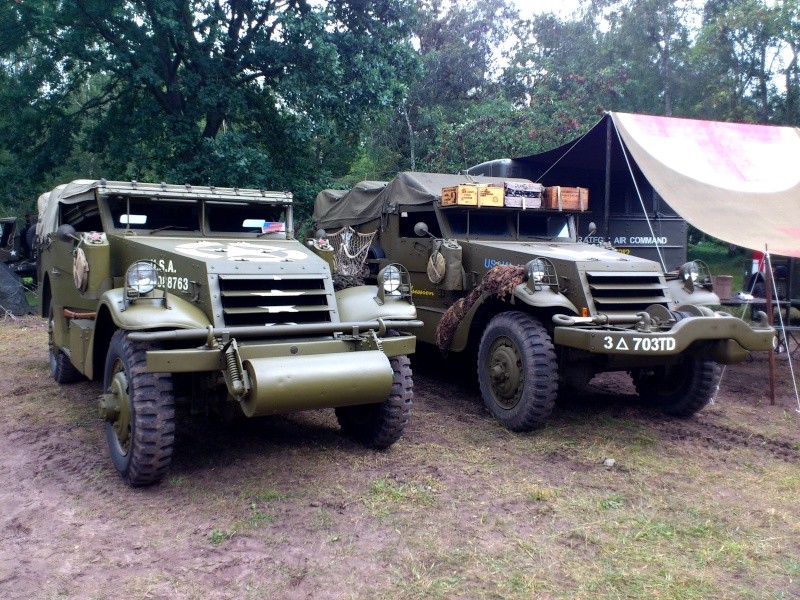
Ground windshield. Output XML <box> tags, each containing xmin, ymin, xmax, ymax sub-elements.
<box><xmin>445</xmin><ymin>211</ymin><xmax>512</xmax><ymax>237</ymax></box>
<box><xmin>439</xmin><ymin>207</ymin><xmax>574</xmax><ymax>240</ymax></box>
<box><xmin>108</xmin><ymin>196</ymin><xmax>199</xmax><ymax>232</ymax></box>
<box><xmin>518</xmin><ymin>213</ymin><xmax>572</xmax><ymax>239</ymax></box>
<box><xmin>107</xmin><ymin>195</ymin><xmax>288</xmax><ymax>237</ymax></box>
<box><xmin>206</xmin><ymin>202</ymin><xmax>285</xmax><ymax>236</ymax></box>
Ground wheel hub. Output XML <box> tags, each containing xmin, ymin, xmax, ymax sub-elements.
<box><xmin>47</xmin><ymin>311</ymin><xmax>57</xmax><ymax>369</ymax></box>
<box><xmin>488</xmin><ymin>338</ymin><xmax>523</xmax><ymax>409</ymax></box>
<box><xmin>107</xmin><ymin>366</ymin><xmax>131</xmax><ymax>454</ymax></box>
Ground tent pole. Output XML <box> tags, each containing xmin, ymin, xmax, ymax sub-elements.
<box><xmin>786</xmin><ymin>258</ymin><xmax>795</xmax><ymax>339</ymax></box>
<box><xmin>604</xmin><ymin>116</ymin><xmax>612</xmax><ymax>241</ymax></box>
<box><xmin>766</xmin><ymin>247</ymin><xmax>775</xmax><ymax>405</ymax></box>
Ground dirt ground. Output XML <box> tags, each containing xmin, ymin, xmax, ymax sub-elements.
<box><xmin>1</xmin><ymin>315</ymin><xmax>799</xmax><ymax>600</ymax></box>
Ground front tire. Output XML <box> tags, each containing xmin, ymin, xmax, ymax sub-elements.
<box><xmin>48</xmin><ymin>303</ymin><xmax>81</xmax><ymax>384</ymax></box>
<box><xmin>335</xmin><ymin>355</ymin><xmax>412</xmax><ymax>449</ymax></box>
<box><xmin>632</xmin><ymin>357</ymin><xmax>721</xmax><ymax>417</ymax></box>
<box><xmin>477</xmin><ymin>312</ymin><xmax>558</xmax><ymax>431</ymax></box>
<box><xmin>103</xmin><ymin>330</ymin><xmax>176</xmax><ymax>486</ymax></box>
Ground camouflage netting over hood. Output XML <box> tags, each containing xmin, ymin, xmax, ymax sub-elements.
<box><xmin>313</xmin><ymin>172</ymin><xmax>525</xmax><ymax>230</ymax></box>
<box><xmin>435</xmin><ymin>264</ymin><xmax>526</xmax><ymax>352</ymax></box>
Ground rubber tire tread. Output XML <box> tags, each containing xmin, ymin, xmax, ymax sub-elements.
<box><xmin>335</xmin><ymin>354</ymin><xmax>412</xmax><ymax>449</ymax></box>
<box><xmin>48</xmin><ymin>304</ymin><xmax>81</xmax><ymax>384</ymax></box>
<box><xmin>477</xmin><ymin>311</ymin><xmax>558</xmax><ymax>431</ymax></box>
<box><xmin>633</xmin><ymin>357</ymin><xmax>720</xmax><ymax>418</ymax></box>
<box><xmin>104</xmin><ymin>330</ymin><xmax>176</xmax><ymax>486</ymax></box>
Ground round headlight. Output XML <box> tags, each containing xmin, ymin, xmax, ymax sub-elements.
<box><xmin>382</xmin><ymin>265</ymin><xmax>402</xmax><ymax>294</ymax></box>
<box><xmin>680</xmin><ymin>261</ymin><xmax>699</xmax><ymax>283</ymax></box>
<box><xmin>126</xmin><ymin>260</ymin><xmax>157</xmax><ymax>295</ymax></box>
<box><xmin>526</xmin><ymin>258</ymin><xmax>547</xmax><ymax>283</ymax></box>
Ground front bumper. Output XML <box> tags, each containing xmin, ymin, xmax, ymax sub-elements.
<box><xmin>143</xmin><ymin>332</ymin><xmax>417</xmax><ymax>373</ymax></box>
<box><xmin>554</xmin><ymin>314</ymin><xmax>776</xmax><ymax>365</ymax></box>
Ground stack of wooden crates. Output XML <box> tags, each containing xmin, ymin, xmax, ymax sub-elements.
<box><xmin>441</xmin><ymin>182</ymin><xmax>589</xmax><ymax>211</ymax></box>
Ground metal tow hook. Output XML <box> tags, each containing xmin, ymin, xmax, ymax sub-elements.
<box><xmin>635</xmin><ymin>311</ymin><xmax>653</xmax><ymax>332</ymax></box>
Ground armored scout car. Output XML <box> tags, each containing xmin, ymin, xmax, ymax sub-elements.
<box><xmin>314</xmin><ymin>172</ymin><xmax>775</xmax><ymax>431</ymax></box>
<box><xmin>38</xmin><ymin>180</ymin><xmax>421</xmax><ymax>485</ymax></box>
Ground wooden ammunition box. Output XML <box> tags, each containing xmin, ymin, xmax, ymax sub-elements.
<box><xmin>477</xmin><ymin>184</ymin><xmax>504</xmax><ymax>207</ymax></box>
<box><xmin>441</xmin><ymin>184</ymin><xmax>478</xmax><ymax>207</ymax></box>
<box><xmin>504</xmin><ymin>181</ymin><xmax>543</xmax><ymax>209</ymax></box>
<box><xmin>543</xmin><ymin>186</ymin><xmax>589</xmax><ymax>211</ymax></box>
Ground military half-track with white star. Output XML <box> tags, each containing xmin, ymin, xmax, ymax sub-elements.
<box><xmin>37</xmin><ymin>180</ymin><xmax>421</xmax><ymax>486</ymax></box>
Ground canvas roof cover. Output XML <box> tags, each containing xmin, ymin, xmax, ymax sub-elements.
<box><xmin>610</xmin><ymin>112</ymin><xmax>800</xmax><ymax>258</ymax></box>
<box><xmin>313</xmin><ymin>171</ymin><xmax>528</xmax><ymax>229</ymax></box>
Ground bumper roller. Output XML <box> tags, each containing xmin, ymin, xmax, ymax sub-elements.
<box><xmin>239</xmin><ymin>351</ymin><xmax>394</xmax><ymax>417</ymax></box>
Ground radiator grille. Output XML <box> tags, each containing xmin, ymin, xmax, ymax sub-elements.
<box><xmin>585</xmin><ymin>271</ymin><xmax>669</xmax><ymax>314</ymax></box>
<box><xmin>218</xmin><ymin>276</ymin><xmax>334</xmax><ymax>327</ymax></box>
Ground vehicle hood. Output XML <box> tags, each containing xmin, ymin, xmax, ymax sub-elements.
<box><xmin>112</xmin><ymin>236</ymin><xmax>330</xmax><ymax>276</ymax></box>
<box><xmin>466</xmin><ymin>240</ymin><xmax>663</xmax><ymax>271</ymax></box>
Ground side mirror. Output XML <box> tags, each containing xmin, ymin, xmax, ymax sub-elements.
<box><xmin>56</xmin><ymin>224</ymin><xmax>78</xmax><ymax>243</ymax></box>
<box><xmin>587</xmin><ymin>222</ymin><xmax>597</xmax><ymax>237</ymax></box>
<box><xmin>413</xmin><ymin>222</ymin><xmax>430</xmax><ymax>237</ymax></box>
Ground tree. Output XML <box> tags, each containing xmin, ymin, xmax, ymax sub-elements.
<box><xmin>0</xmin><ymin>0</ymin><xmax>415</xmax><ymax>216</ymax></box>
<box><xmin>351</xmin><ymin>0</ymin><xmax>522</xmax><ymax>179</ymax></box>
<box><xmin>602</xmin><ymin>0</ymin><xmax>697</xmax><ymax>116</ymax></box>
<box><xmin>689</xmin><ymin>0</ymin><xmax>783</xmax><ymax>122</ymax></box>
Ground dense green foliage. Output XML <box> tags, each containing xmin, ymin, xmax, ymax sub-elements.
<box><xmin>1</xmin><ymin>0</ymin><xmax>799</xmax><ymax>217</ymax></box>
<box><xmin>0</xmin><ymin>0</ymin><xmax>415</xmax><ymax>218</ymax></box>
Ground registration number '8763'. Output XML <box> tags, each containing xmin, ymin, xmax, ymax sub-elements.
<box><xmin>157</xmin><ymin>275</ymin><xmax>190</xmax><ymax>291</ymax></box>
<box><xmin>603</xmin><ymin>336</ymin><xmax>676</xmax><ymax>352</ymax></box>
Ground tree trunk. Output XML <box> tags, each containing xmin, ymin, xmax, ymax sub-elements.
<box><xmin>401</xmin><ymin>100</ymin><xmax>416</xmax><ymax>171</ymax></box>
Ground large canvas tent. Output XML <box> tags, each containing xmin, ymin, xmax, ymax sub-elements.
<box><xmin>613</xmin><ymin>112</ymin><xmax>800</xmax><ymax>258</ymax></box>
<box><xmin>469</xmin><ymin>111</ymin><xmax>800</xmax><ymax>266</ymax></box>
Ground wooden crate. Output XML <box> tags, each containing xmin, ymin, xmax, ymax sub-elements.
<box><xmin>441</xmin><ymin>184</ymin><xmax>478</xmax><ymax>207</ymax></box>
<box><xmin>477</xmin><ymin>184</ymin><xmax>504</xmax><ymax>207</ymax></box>
<box><xmin>543</xmin><ymin>186</ymin><xmax>589</xmax><ymax>211</ymax></box>
<box><xmin>504</xmin><ymin>181</ymin><xmax>543</xmax><ymax>209</ymax></box>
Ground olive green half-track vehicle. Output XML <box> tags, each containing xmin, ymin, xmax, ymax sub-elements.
<box><xmin>314</xmin><ymin>172</ymin><xmax>776</xmax><ymax>431</ymax></box>
<box><xmin>37</xmin><ymin>180</ymin><xmax>421</xmax><ymax>486</ymax></box>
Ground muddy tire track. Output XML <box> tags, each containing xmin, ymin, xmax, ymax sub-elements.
<box><xmin>650</xmin><ymin>417</ymin><xmax>800</xmax><ymax>462</ymax></box>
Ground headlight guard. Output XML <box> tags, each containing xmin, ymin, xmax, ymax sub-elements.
<box><xmin>525</xmin><ymin>257</ymin><xmax>558</xmax><ymax>292</ymax></box>
<box><xmin>376</xmin><ymin>263</ymin><xmax>412</xmax><ymax>305</ymax></box>
<box><xmin>124</xmin><ymin>260</ymin><xmax>168</xmax><ymax>307</ymax></box>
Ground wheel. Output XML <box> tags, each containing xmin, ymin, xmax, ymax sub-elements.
<box><xmin>102</xmin><ymin>330</ymin><xmax>176</xmax><ymax>486</ymax></box>
<box><xmin>48</xmin><ymin>303</ymin><xmax>81</xmax><ymax>383</ymax></box>
<box><xmin>335</xmin><ymin>354</ymin><xmax>412</xmax><ymax>449</ymax></box>
<box><xmin>632</xmin><ymin>357</ymin><xmax>721</xmax><ymax>417</ymax></box>
<box><xmin>477</xmin><ymin>311</ymin><xmax>558</xmax><ymax>431</ymax></box>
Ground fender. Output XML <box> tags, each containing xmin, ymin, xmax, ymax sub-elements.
<box><xmin>666</xmin><ymin>278</ymin><xmax>721</xmax><ymax>307</ymax></box>
<box><xmin>335</xmin><ymin>285</ymin><xmax>418</xmax><ymax>324</ymax></box>
<box><xmin>98</xmin><ymin>288</ymin><xmax>211</xmax><ymax>331</ymax></box>
<box><xmin>447</xmin><ymin>283</ymin><xmax>579</xmax><ymax>353</ymax></box>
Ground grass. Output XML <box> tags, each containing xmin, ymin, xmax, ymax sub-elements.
<box><xmin>688</xmin><ymin>238</ymin><xmax>747</xmax><ymax>292</ymax></box>
<box><xmin>2</xmin><ymin>316</ymin><xmax>800</xmax><ymax>599</ymax></box>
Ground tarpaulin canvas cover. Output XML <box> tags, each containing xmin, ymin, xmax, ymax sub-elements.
<box><xmin>313</xmin><ymin>172</ymin><xmax>526</xmax><ymax>229</ymax></box>
<box><xmin>0</xmin><ymin>262</ymin><xmax>32</xmax><ymax>315</ymax></box>
<box><xmin>610</xmin><ymin>112</ymin><xmax>800</xmax><ymax>258</ymax></box>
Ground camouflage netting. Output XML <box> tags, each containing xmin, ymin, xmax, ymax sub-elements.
<box><xmin>435</xmin><ymin>264</ymin><xmax>526</xmax><ymax>351</ymax></box>
<box><xmin>332</xmin><ymin>273</ymin><xmax>365</xmax><ymax>291</ymax></box>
